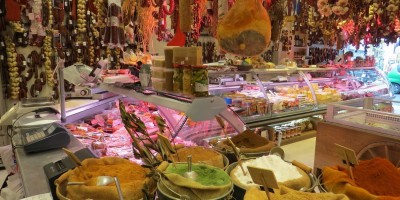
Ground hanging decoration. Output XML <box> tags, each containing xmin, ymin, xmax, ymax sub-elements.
<box><xmin>103</xmin><ymin>0</ymin><xmax>125</xmax><ymax>49</ymax></box>
<box><xmin>5</xmin><ymin>36</ymin><xmax>20</xmax><ymax>100</ymax></box>
<box><xmin>302</xmin><ymin>0</ymin><xmax>400</xmax><ymax>49</ymax></box>
<box><xmin>154</xmin><ymin>0</ymin><xmax>175</xmax><ymax>41</ymax></box>
<box><xmin>137</xmin><ymin>2</ymin><xmax>157</xmax><ymax>52</ymax></box>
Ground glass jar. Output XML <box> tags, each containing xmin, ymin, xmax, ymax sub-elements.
<box><xmin>173</xmin><ymin>65</ymin><xmax>183</xmax><ymax>93</ymax></box>
<box><xmin>192</xmin><ymin>66</ymin><xmax>209</xmax><ymax>97</ymax></box>
<box><xmin>182</xmin><ymin>66</ymin><xmax>193</xmax><ymax>95</ymax></box>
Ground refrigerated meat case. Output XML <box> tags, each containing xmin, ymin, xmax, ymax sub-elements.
<box><xmin>207</xmin><ymin>66</ymin><xmax>391</xmax><ymax>145</ymax></box>
<box><xmin>98</xmin><ymin>83</ymin><xmax>247</xmax><ymax>146</ymax></box>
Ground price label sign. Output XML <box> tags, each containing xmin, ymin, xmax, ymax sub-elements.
<box><xmin>247</xmin><ymin>166</ymin><xmax>280</xmax><ymax>200</ymax></box>
<box><xmin>335</xmin><ymin>143</ymin><xmax>358</xmax><ymax>166</ymax></box>
<box><xmin>335</xmin><ymin>143</ymin><xmax>358</xmax><ymax>180</ymax></box>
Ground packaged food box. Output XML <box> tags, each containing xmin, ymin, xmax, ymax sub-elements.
<box><xmin>152</xmin><ymin>78</ymin><xmax>166</xmax><ymax>91</ymax></box>
<box><xmin>151</xmin><ymin>66</ymin><xmax>166</xmax><ymax>78</ymax></box>
<box><xmin>173</xmin><ymin>47</ymin><xmax>203</xmax><ymax>66</ymax></box>
<box><xmin>152</xmin><ymin>58</ymin><xmax>166</xmax><ymax>68</ymax></box>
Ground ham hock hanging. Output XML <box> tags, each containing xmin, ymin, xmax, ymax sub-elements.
<box><xmin>217</xmin><ymin>0</ymin><xmax>271</xmax><ymax>56</ymax></box>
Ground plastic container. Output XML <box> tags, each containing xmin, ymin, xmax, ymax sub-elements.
<box><xmin>152</xmin><ymin>78</ymin><xmax>167</xmax><ymax>91</ymax></box>
<box><xmin>173</xmin><ymin>65</ymin><xmax>183</xmax><ymax>93</ymax></box>
<box><xmin>152</xmin><ymin>58</ymin><xmax>166</xmax><ymax>68</ymax></box>
<box><xmin>139</xmin><ymin>64</ymin><xmax>151</xmax><ymax>87</ymax></box>
<box><xmin>165</xmin><ymin>69</ymin><xmax>174</xmax><ymax>91</ymax></box>
<box><xmin>152</xmin><ymin>66</ymin><xmax>166</xmax><ymax>78</ymax></box>
<box><xmin>182</xmin><ymin>66</ymin><xmax>192</xmax><ymax>95</ymax></box>
<box><xmin>192</xmin><ymin>66</ymin><xmax>209</xmax><ymax>97</ymax></box>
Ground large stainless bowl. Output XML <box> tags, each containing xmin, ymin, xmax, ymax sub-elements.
<box><xmin>157</xmin><ymin>176</ymin><xmax>233</xmax><ymax>200</ymax></box>
<box><xmin>225</xmin><ymin>160</ymin><xmax>318</xmax><ymax>199</ymax></box>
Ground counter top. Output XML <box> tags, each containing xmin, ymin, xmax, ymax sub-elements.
<box><xmin>15</xmin><ymin>134</ymin><xmax>84</xmax><ymax>197</ymax></box>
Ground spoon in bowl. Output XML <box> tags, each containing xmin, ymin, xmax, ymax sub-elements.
<box><xmin>183</xmin><ymin>155</ymin><xmax>198</xmax><ymax>180</ymax></box>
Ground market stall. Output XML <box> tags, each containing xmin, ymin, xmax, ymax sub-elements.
<box><xmin>0</xmin><ymin>0</ymin><xmax>399</xmax><ymax>199</ymax></box>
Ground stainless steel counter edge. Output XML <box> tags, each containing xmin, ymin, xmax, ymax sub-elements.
<box><xmin>15</xmin><ymin>133</ymin><xmax>85</xmax><ymax>197</ymax></box>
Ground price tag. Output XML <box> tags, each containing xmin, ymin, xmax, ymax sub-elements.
<box><xmin>83</xmin><ymin>42</ymin><xmax>87</xmax><ymax>46</ymax></box>
<box><xmin>69</xmin><ymin>20</ymin><xmax>73</xmax><ymax>25</ymax></box>
<box><xmin>335</xmin><ymin>143</ymin><xmax>358</xmax><ymax>180</ymax></box>
<box><xmin>27</xmin><ymin>58</ymin><xmax>31</xmax><ymax>63</ymax></box>
<box><xmin>0</xmin><ymin>42</ymin><xmax>4</xmax><ymax>47</ymax></box>
<box><xmin>110</xmin><ymin>57</ymin><xmax>114</xmax><ymax>62</ymax></box>
<box><xmin>247</xmin><ymin>166</ymin><xmax>279</xmax><ymax>200</ymax></box>
<box><xmin>92</xmin><ymin>19</ymin><xmax>96</xmax><ymax>24</ymax></box>
<box><xmin>361</xmin><ymin>74</ymin><xmax>366</xmax><ymax>78</ymax></box>
<box><xmin>0</xmin><ymin>9</ymin><xmax>2</xmax><ymax>14</ymax></box>
<box><xmin>23</xmin><ymin>61</ymin><xmax>27</xmax><ymax>66</ymax></box>
<box><xmin>25</xmin><ymin>73</ymin><xmax>29</xmax><ymax>78</ymax></box>
<box><xmin>0</xmin><ymin>55</ymin><xmax>3</xmax><ymax>60</ymax></box>
<box><xmin>69</xmin><ymin>11</ymin><xmax>72</xmax><ymax>16</ymax></box>
<box><xmin>78</xmin><ymin>49</ymin><xmax>82</xmax><ymax>53</ymax></box>
<box><xmin>66</xmin><ymin>52</ymin><xmax>70</xmax><ymax>56</ymax></box>
<box><xmin>65</xmin><ymin>1</ymin><xmax>68</xmax><ymax>7</ymax></box>
<box><xmin>87</xmin><ymin>10</ymin><xmax>90</xmax><ymax>15</ymax></box>
<box><xmin>18</xmin><ymin>38</ymin><xmax>22</xmax><ymax>43</ymax></box>
<box><xmin>335</xmin><ymin>143</ymin><xmax>358</xmax><ymax>166</ymax></box>
<box><xmin>42</xmin><ymin>54</ymin><xmax>45</xmax><ymax>59</ymax></box>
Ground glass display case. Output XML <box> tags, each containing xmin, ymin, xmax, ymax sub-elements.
<box><xmin>325</xmin><ymin>97</ymin><xmax>400</xmax><ymax>139</ymax></box>
<box><xmin>208</xmin><ymin>66</ymin><xmax>391</xmax><ymax>128</ymax></box>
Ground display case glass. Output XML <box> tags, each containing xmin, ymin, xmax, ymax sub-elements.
<box><xmin>326</xmin><ymin>97</ymin><xmax>400</xmax><ymax>138</ymax></box>
<box><xmin>208</xmin><ymin>66</ymin><xmax>391</xmax><ymax>127</ymax></box>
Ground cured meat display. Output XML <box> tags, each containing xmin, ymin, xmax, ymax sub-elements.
<box><xmin>217</xmin><ymin>0</ymin><xmax>271</xmax><ymax>56</ymax></box>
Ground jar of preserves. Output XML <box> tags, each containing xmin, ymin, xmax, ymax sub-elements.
<box><xmin>173</xmin><ymin>65</ymin><xmax>183</xmax><ymax>93</ymax></box>
<box><xmin>182</xmin><ymin>65</ymin><xmax>193</xmax><ymax>95</ymax></box>
<box><xmin>192</xmin><ymin>66</ymin><xmax>209</xmax><ymax>97</ymax></box>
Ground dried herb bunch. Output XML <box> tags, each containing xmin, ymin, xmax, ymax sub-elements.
<box><xmin>119</xmin><ymin>99</ymin><xmax>176</xmax><ymax>168</ymax></box>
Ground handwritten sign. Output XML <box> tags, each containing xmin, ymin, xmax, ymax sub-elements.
<box><xmin>335</xmin><ymin>143</ymin><xmax>358</xmax><ymax>180</ymax></box>
<box><xmin>247</xmin><ymin>166</ymin><xmax>280</xmax><ymax>200</ymax></box>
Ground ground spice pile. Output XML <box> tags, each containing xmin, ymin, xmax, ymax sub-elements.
<box><xmin>224</xmin><ymin>131</ymin><xmax>268</xmax><ymax>148</ymax></box>
<box><xmin>353</xmin><ymin>157</ymin><xmax>400</xmax><ymax>196</ymax></box>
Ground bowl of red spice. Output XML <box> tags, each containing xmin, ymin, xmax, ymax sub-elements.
<box><xmin>320</xmin><ymin>157</ymin><xmax>400</xmax><ymax>198</ymax></box>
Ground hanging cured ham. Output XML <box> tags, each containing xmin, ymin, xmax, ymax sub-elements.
<box><xmin>217</xmin><ymin>0</ymin><xmax>271</xmax><ymax>56</ymax></box>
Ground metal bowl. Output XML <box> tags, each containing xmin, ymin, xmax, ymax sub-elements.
<box><xmin>55</xmin><ymin>179</ymin><xmax>70</xmax><ymax>200</ymax></box>
<box><xmin>157</xmin><ymin>175</ymin><xmax>233</xmax><ymax>200</ymax></box>
<box><xmin>225</xmin><ymin>160</ymin><xmax>318</xmax><ymax>199</ymax></box>
<box><xmin>213</xmin><ymin>147</ymin><xmax>269</xmax><ymax>164</ymax></box>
